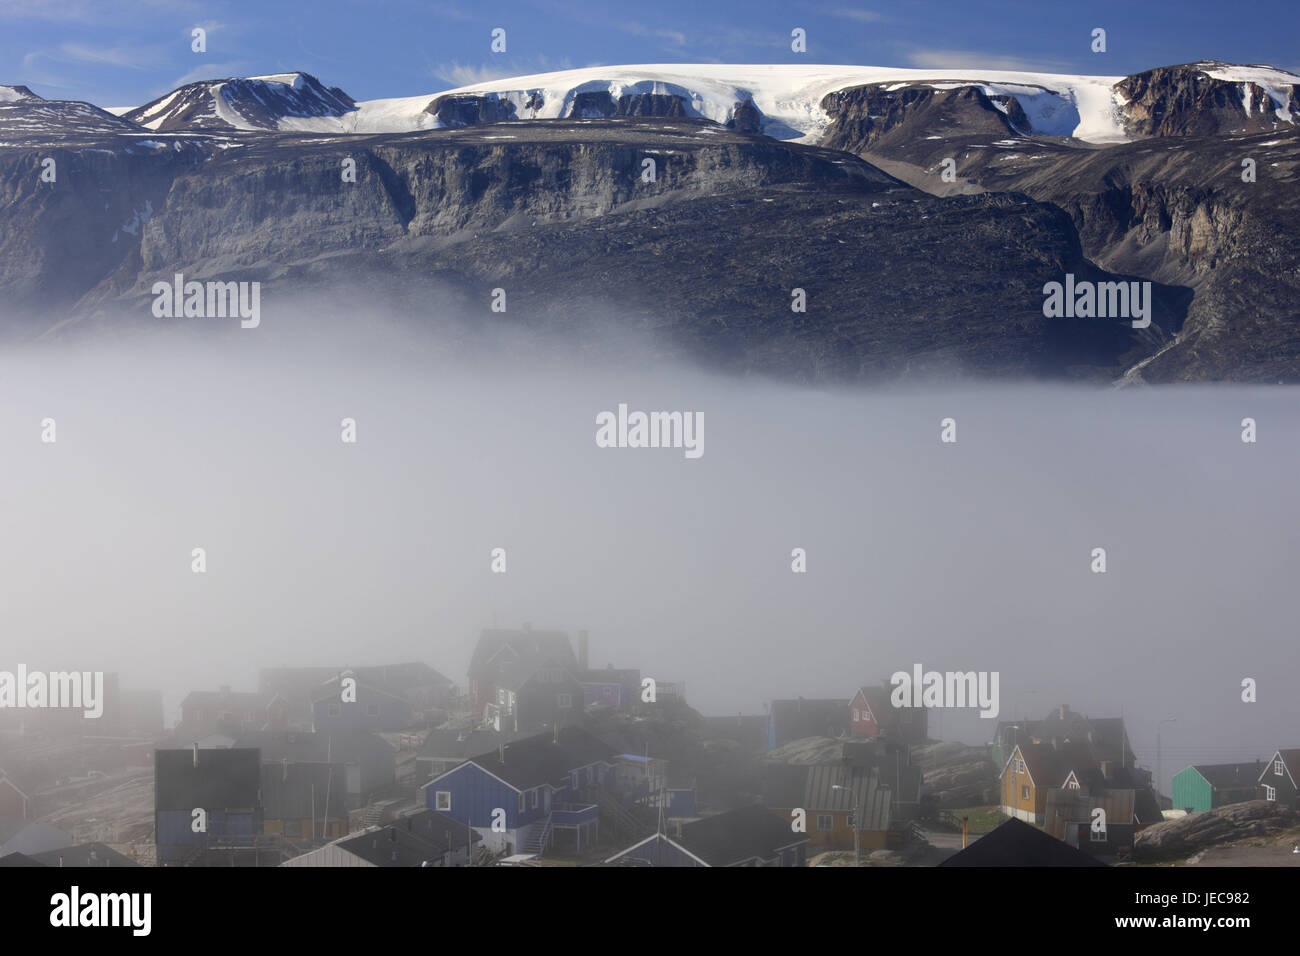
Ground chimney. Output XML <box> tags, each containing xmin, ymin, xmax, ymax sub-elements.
<box><xmin>577</xmin><ymin>630</ymin><xmax>589</xmax><ymax>670</ymax></box>
<box><xmin>1058</xmin><ymin>705</ymin><xmax>1067</xmax><ymax>720</ymax></box>
<box><xmin>499</xmin><ymin>743</ymin><xmax>505</xmax><ymax>763</ymax></box>
<box><xmin>192</xmin><ymin>743</ymin><xmax>199</xmax><ymax>768</ymax></box>
<box><xmin>282</xmin><ymin>758</ymin><xmax>289</xmax><ymax>783</ymax></box>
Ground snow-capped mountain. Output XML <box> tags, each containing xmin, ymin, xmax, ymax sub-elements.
<box><xmin>0</xmin><ymin>84</ymin><xmax>153</xmax><ymax>145</ymax></box>
<box><xmin>269</xmin><ymin>61</ymin><xmax>1300</xmax><ymax>143</ymax></box>
<box><xmin>124</xmin><ymin>72</ymin><xmax>355</xmax><ymax>132</ymax></box>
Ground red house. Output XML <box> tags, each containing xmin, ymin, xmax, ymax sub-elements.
<box><xmin>850</xmin><ymin>683</ymin><xmax>928</xmax><ymax>745</ymax></box>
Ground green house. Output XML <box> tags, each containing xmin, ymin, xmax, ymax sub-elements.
<box><xmin>1170</xmin><ymin>762</ymin><xmax>1265</xmax><ymax>813</ymax></box>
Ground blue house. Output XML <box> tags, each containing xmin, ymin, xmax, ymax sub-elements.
<box><xmin>154</xmin><ymin>746</ymin><xmax>263</xmax><ymax>865</ymax></box>
<box><xmin>312</xmin><ymin>673</ymin><xmax>414</xmax><ymax>734</ymax></box>
<box><xmin>421</xmin><ymin>727</ymin><xmax>617</xmax><ymax>856</ymax></box>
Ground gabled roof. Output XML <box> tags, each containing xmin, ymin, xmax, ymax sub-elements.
<box><xmin>155</xmin><ymin>748</ymin><xmax>261</xmax><ymax>810</ymax></box>
<box><xmin>1003</xmin><ymin>742</ymin><xmax>1064</xmax><ymax>788</ymax></box>
<box><xmin>336</xmin><ymin>812</ymin><xmax>479</xmax><ymax>866</ymax></box>
<box><xmin>0</xmin><ymin>852</ymin><xmax>45</xmax><ymax>867</ymax></box>
<box><xmin>31</xmin><ymin>842</ymin><xmax>139</xmax><ymax>867</ymax></box>
<box><xmin>1260</xmin><ymin>750</ymin><xmax>1300</xmax><ymax>786</ymax></box>
<box><xmin>234</xmin><ymin>729</ymin><xmax>396</xmax><ymax>764</ymax></box>
<box><xmin>1189</xmin><ymin>762</ymin><xmax>1266</xmax><ymax>790</ymax></box>
<box><xmin>469</xmin><ymin>629</ymin><xmax>575</xmax><ymax>681</ymax></box>
<box><xmin>939</xmin><ymin>817</ymin><xmax>1108</xmax><ymax>867</ymax></box>
<box><xmin>678</xmin><ymin>805</ymin><xmax>807</xmax><ymax>866</ymax></box>
<box><xmin>452</xmin><ymin>734</ymin><xmax>575</xmax><ymax>791</ymax></box>
<box><xmin>556</xmin><ymin>726</ymin><xmax>618</xmax><ymax>769</ymax></box>
<box><xmin>853</xmin><ymin>686</ymin><xmax>892</xmax><ymax>721</ymax></box>
<box><xmin>311</xmin><ymin>674</ymin><xmax>410</xmax><ymax>707</ymax></box>
<box><xmin>418</xmin><ymin>728</ymin><xmax>542</xmax><ymax>759</ymax></box>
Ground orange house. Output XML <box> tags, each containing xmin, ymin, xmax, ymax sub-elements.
<box><xmin>1001</xmin><ymin>742</ymin><xmax>1067</xmax><ymax>824</ymax></box>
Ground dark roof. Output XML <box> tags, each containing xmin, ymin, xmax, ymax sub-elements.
<box><xmin>260</xmin><ymin>762</ymin><xmax>349</xmax><ymax>820</ymax></box>
<box><xmin>310</xmin><ymin>674</ymin><xmax>410</xmax><ymax>707</ymax></box>
<box><xmin>0</xmin><ymin>852</ymin><xmax>45</xmax><ymax>867</ymax></box>
<box><xmin>461</xmin><ymin>734</ymin><xmax>574</xmax><ymax>791</ymax></box>
<box><xmin>556</xmin><ymin>726</ymin><xmax>618</xmax><ymax>768</ymax></box>
<box><xmin>997</xmin><ymin>708</ymin><xmax>1135</xmax><ymax>766</ymax></box>
<box><xmin>939</xmin><ymin>817</ymin><xmax>1108</xmax><ymax>867</ymax></box>
<box><xmin>678</xmin><ymin>805</ymin><xmax>807</xmax><ymax>866</ymax></box>
<box><xmin>234</xmin><ymin>730</ymin><xmax>395</xmax><ymax>764</ymax></box>
<box><xmin>30</xmin><ymin>842</ymin><xmax>139</xmax><ymax>867</ymax></box>
<box><xmin>337</xmin><ymin>811</ymin><xmax>478</xmax><ymax>866</ymax></box>
<box><xmin>1009</xmin><ymin>742</ymin><xmax>1065</xmax><ymax>787</ymax></box>
<box><xmin>419</xmin><ymin>728</ymin><xmax>541</xmax><ymax>759</ymax></box>
<box><xmin>468</xmin><ymin>629</ymin><xmax>575</xmax><ymax>681</ymax></box>
<box><xmin>1191</xmin><ymin>762</ymin><xmax>1267</xmax><ymax>790</ymax></box>
<box><xmin>155</xmin><ymin>748</ymin><xmax>261</xmax><ymax>810</ymax></box>
<box><xmin>1264</xmin><ymin>749</ymin><xmax>1300</xmax><ymax>785</ymax></box>
<box><xmin>855</xmin><ymin>686</ymin><xmax>892</xmax><ymax>720</ymax></box>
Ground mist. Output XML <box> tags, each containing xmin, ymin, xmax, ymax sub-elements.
<box><xmin>2</xmin><ymin>300</ymin><xmax>1297</xmax><ymax>795</ymax></box>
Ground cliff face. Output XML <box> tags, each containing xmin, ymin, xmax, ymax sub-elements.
<box><xmin>1116</xmin><ymin>65</ymin><xmax>1300</xmax><ymax>138</ymax></box>
<box><xmin>822</xmin><ymin>83</ymin><xmax>1030</xmax><ymax>155</ymax></box>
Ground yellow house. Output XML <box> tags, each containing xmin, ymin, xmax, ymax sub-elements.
<box><xmin>1001</xmin><ymin>742</ymin><xmax>1067</xmax><ymax>824</ymax></box>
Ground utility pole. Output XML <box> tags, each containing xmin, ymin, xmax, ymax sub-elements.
<box><xmin>1157</xmin><ymin>716</ymin><xmax>1177</xmax><ymax>801</ymax></box>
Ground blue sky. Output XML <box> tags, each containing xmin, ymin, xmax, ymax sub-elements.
<box><xmin>2</xmin><ymin>0</ymin><xmax>1296</xmax><ymax>108</ymax></box>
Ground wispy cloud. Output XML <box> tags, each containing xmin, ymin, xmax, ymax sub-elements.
<box><xmin>431</xmin><ymin>55</ymin><xmax>574</xmax><ymax>89</ymax></box>
<box><xmin>23</xmin><ymin>41</ymin><xmax>161</xmax><ymax>71</ymax></box>
<box><xmin>830</xmin><ymin>7</ymin><xmax>884</xmax><ymax>23</ymax></box>
<box><xmin>166</xmin><ymin>60</ymin><xmax>250</xmax><ymax>88</ymax></box>
<box><xmin>905</xmin><ymin>49</ymin><xmax>1071</xmax><ymax>72</ymax></box>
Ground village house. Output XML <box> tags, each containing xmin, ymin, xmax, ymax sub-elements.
<box><xmin>1171</xmin><ymin>761</ymin><xmax>1267</xmax><ymax>813</ymax></box>
<box><xmin>311</xmin><ymin>672</ymin><xmax>414</xmax><ymax>734</ymax></box>
<box><xmin>178</xmin><ymin>687</ymin><xmax>288</xmax><ymax>739</ymax></box>
<box><xmin>604</xmin><ymin>805</ymin><xmax>809</xmax><ymax>867</ymax></box>
<box><xmin>234</xmin><ymin>729</ymin><xmax>397</xmax><ymax>810</ymax></box>
<box><xmin>421</xmin><ymin>727</ymin><xmax>617</xmax><ymax>856</ymax></box>
<box><xmin>850</xmin><ymin>682</ymin><xmax>928</xmax><ymax>745</ymax></box>
<box><xmin>1258</xmin><ymin>749</ymin><xmax>1300</xmax><ymax>809</ymax></box>
<box><xmin>280</xmin><ymin>809</ymin><xmax>480</xmax><ymax>867</ymax></box>
<box><xmin>467</xmin><ymin>627</ymin><xmax>578</xmax><ymax>714</ymax></box>
<box><xmin>762</xmin><ymin>762</ymin><xmax>893</xmax><ymax>852</ymax></box>
<box><xmin>154</xmin><ymin>746</ymin><xmax>263</xmax><ymax>865</ymax></box>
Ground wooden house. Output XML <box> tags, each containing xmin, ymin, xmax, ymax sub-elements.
<box><xmin>154</xmin><ymin>746</ymin><xmax>263</xmax><ymax>864</ymax></box>
<box><xmin>281</xmin><ymin>810</ymin><xmax>480</xmax><ymax>867</ymax></box>
<box><xmin>604</xmin><ymin>805</ymin><xmax>808</xmax><ymax>867</ymax></box>
<box><xmin>421</xmin><ymin>728</ymin><xmax>614</xmax><ymax>856</ymax></box>
<box><xmin>1172</xmin><ymin>762</ymin><xmax>1267</xmax><ymax>813</ymax></box>
<box><xmin>1258</xmin><ymin>750</ymin><xmax>1300</xmax><ymax>810</ymax></box>
<box><xmin>467</xmin><ymin>628</ymin><xmax>577</xmax><ymax>714</ymax></box>
<box><xmin>178</xmin><ymin>687</ymin><xmax>287</xmax><ymax>739</ymax></box>
<box><xmin>850</xmin><ymin>683</ymin><xmax>928</xmax><ymax>745</ymax></box>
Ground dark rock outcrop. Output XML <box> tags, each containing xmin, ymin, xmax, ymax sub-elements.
<box><xmin>1133</xmin><ymin>800</ymin><xmax>1299</xmax><ymax>860</ymax></box>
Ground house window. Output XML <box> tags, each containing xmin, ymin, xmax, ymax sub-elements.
<box><xmin>1265</xmin><ymin>785</ymin><xmax>1276</xmax><ymax>801</ymax></box>
<box><xmin>852</xmin><ymin>708</ymin><xmax>859</xmax><ymax>722</ymax></box>
<box><xmin>1016</xmin><ymin>758</ymin><xmax>1025</xmax><ymax>774</ymax></box>
<box><xmin>1067</xmin><ymin>778</ymin><xmax>1080</xmax><ymax>790</ymax></box>
<box><xmin>558</xmin><ymin>693</ymin><xmax>572</xmax><ymax>709</ymax></box>
<box><xmin>367</xmin><ymin>704</ymin><xmax>379</xmax><ymax>717</ymax></box>
<box><xmin>328</xmin><ymin>703</ymin><xmax>341</xmax><ymax>717</ymax></box>
<box><xmin>518</xmin><ymin>792</ymin><xmax>525</xmax><ymax>812</ymax></box>
<box><xmin>531</xmin><ymin>789</ymin><xmax>539</xmax><ymax>809</ymax></box>
<box><xmin>436</xmin><ymin>791</ymin><xmax>452</xmax><ymax>811</ymax></box>
<box><xmin>1276</xmin><ymin>759</ymin><xmax>1285</xmax><ymax>776</ymax></box>
<box><xmin>1090</xmin><ymin>826</ymin><xmax>1106</xmax><ymax>843</ymax></box>
<box><xmin>1021</xmin><ymin>785</ymin><xmax>1030</xmax><ymax>800</ymax></box>
<box><xmin>817</xmin><ymin>814</ymin><xmax>833</xmax><ymax>831</ymax></box>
